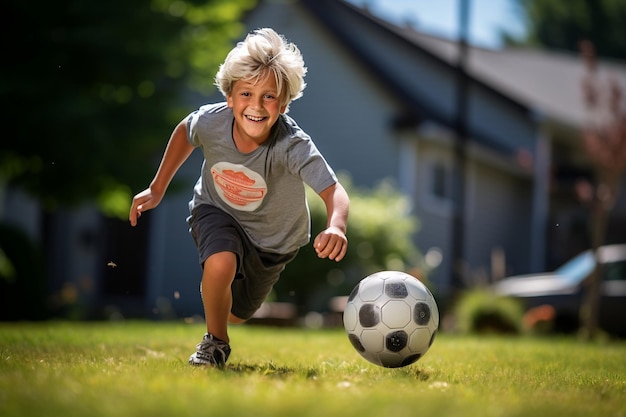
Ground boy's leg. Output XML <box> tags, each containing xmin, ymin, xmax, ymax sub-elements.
<box><xmin>189</xmin><ymin>250</ymin><xmax>240</xmax><ymax>367</ymax></box>
<box><xmin>201</xmin><ymin>251</ymin><xmax>238</xmax><ymax>343</ymax></box>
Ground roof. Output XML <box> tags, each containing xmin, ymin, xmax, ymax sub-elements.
<box><xmin>301</xmin><ymin>0</ymin><xmax>529</xmax><ymax>154</ymax></box>
<box><xmin>306</xmin><ymin>0</ymin><xmax>626</xmax><ymax>130</ymax></box>
<box><xmin>399</xmin><ymin>30</ymin><xmax>626</xmax><ymax>129</ymax></box>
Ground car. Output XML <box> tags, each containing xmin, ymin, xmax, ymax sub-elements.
<box><xmin>492</xmin><ymin>244</ymin><xmax>626</xmax><ymax>336</ymax></box>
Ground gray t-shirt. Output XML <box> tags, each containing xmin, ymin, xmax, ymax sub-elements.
<box><xmin>187</xmin><ymin>102</ymin><xmax>337</xmax><ymax>254</ymax></box>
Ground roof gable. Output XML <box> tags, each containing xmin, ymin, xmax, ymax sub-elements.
<box><xmin>303</xmin><ymin>0</ymin><xmax>626</xmax><ymax>130</ymax></box>
<box><xmin>301</xmin><ymin>0</ymin><xmax>532</xmax><ymax>154</ymax></box>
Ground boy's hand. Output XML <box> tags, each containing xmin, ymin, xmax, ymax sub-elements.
<box><xmin>314</xmin><ymin>226</ymin><xmax>347</xmax><ymax>262</ymax></box>
<box><xmin>129</xmin><ymin>187</ymin><xmax>164</xmax><ymax>226</ymax></box>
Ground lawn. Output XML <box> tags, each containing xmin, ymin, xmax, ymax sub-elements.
<box><xmin>1</xmin><ymin>321</ymin><xmax>625</xmax><ymax>417</ymax></box>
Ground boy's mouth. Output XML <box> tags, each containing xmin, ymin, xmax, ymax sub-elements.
<box><xmin>245</xmin><ymin>115</ymin><xmax>266</xmax><ymax>122</ymax></box>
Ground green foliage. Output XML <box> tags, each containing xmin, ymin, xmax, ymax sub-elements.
<box><xmin>453</xmin><ymin>289</ymin><xmax>524</xmax><ymax>335</ymax></box>
<box><xmin>1</xmin><ymin>322</ymin><xmax>626</xmax><ymax>417</ymax></box>
<box><xmin>0</xmin><ymin>223</ymin><xmax>46</xmax><ymax>320</ymax></box>
<box><xmin>507</xmin><ymin>0</ymin><xmax>626</xmax><ymax>59</ymax></box>
<box><xmin>1</xmin><ymin>0</ymin><xmax>255</xmax><ymax>216</ymax></box>
<box><xmin>275</xmin><ymin>176</ymin><xmax>425</xmax><ymax>313</ymax></box>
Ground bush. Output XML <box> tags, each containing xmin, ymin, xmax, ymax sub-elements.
<box><xmin>0</xmin><ymin>222</ymin><xmax>47</xmax><ymax>320</ymax></box>
<box><xmin>274</xmin><ymin>176</ymin><xmax>427</xmax><ymax>313</ymax></box>
<box><xmin>453</xmin><ymin>290</ymin><xmax>524</xmax><ymax>334</ymax></box>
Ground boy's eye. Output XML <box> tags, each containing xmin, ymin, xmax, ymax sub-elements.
<box><xmin>241</xmin><ymin>92</ymin><xmax>250</xmax><ymax>97</ymax></box>
<box><xmin>264</xmin><ymin>94</ymin><xmax>275</xmax><ymax>100</ymax></box>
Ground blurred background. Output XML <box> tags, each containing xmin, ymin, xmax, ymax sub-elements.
<box><xmin>1</xmin><ymin>0</ymin><xmax>625</xmax><ymax>338</ymax></box>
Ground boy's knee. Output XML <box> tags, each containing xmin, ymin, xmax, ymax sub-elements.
<box><xmin>203</xmin><ymin>251</ymin><xmax>237</xmax><ymax>270</ymax></box>
<box><xmin>202</xmin><ymin>252</ymin><xmax>237</xmax><ymax>284</ymax></box>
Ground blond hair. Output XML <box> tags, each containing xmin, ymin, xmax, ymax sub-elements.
<box><xmin>215</xmin><ymin>28</ymin><xmax>307</xmax><ymax>113</ymax></box>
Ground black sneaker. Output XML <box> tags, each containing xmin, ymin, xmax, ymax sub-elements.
<box><xmin>188</xmin><ymin>333</ymin><xmax>231</xmax><ymax>367</ymax></box>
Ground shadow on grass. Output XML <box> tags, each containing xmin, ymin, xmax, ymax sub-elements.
<box><xmin>224</xmin><ymin>362</ymin><xmax>297</xmax><ymax>378</ymax></box>
<box><xmin>397</xmin><ymin>366</ymin><xmax>431</xmax><ymax>381</ymax></box>
<box><xmin>222</xmin><ymin>361</ymin><xmax>431</xmax><ymax>381</ymax></box>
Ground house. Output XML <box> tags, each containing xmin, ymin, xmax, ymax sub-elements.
<box><xmin>4</xmin><ymin>0</ymin><xmax>624</xmax><ymax>319</ymax></box>
<box><xmin>134</xmin><ymin>0</ymin><xmax>624</xmax><ymax>317</ymax></box>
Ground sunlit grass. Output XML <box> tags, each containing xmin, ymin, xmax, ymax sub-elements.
<box><xmin>1</xmin><ymin>321</ymin><xmax>625</xmax><ymax>417</ymax></box>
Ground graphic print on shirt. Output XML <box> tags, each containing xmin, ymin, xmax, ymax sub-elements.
<box><xmin>210</xmin><ymin>161</ymin><xmax>267</xmax><ymax>211</ymax></box>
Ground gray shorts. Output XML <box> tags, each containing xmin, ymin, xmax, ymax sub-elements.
<box><xmin>187</xmin><ymin>204</ymin><xmax>298</xmax><ymax>320</ymax></box>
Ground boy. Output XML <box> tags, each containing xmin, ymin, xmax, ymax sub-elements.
<box><xmin>129</xmin><ymin>28</ymin><xmax>349</xmax><ymax>366</ymax></box>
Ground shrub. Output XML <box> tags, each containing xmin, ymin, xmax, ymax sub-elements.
<box><xmin>453</xmin><ymin>290</ymin><xmax>524</xmax><ymax>334</ymax></box>
<box><xmin>0</xmin><ymin>222</ymin><xmax>47</xmax><ymax>320</ymax></box>
<box><xmin>274</xmin><ymin>175</ymin><xmax>427</xmax><ymax>313</ymax></box>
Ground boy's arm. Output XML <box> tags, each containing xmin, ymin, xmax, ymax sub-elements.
<box><xmin>314</xmin><ymin>182</ymin><xmax>349</xmax><ymax>262</ymax></box>
<box><xmin>129</xmin><ymin>118</ymin><xmax>194</xmax><ymax>226</ymax></box>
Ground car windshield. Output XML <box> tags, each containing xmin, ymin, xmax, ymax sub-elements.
<box><xmin>554</xmin><ymin>251</ymin><xmax>595</xmax><ymax>285</ymax></box>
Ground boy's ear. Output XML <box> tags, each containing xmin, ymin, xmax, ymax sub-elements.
<box><xmin>280</xmin><ymin>103</ymin><xmax>288</xmax><ymax>114</ymax></box>
<box><xmin>226</xmin><ymin>95</ymin><xmax>233</xmax><ymax>108</ymax></box>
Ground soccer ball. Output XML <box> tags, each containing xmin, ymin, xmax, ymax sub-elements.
<box><xmin>343</xmin><ymin>271</ymin><xmax>439</xmax><ymax>368</ymax></box>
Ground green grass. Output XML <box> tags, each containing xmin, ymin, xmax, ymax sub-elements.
<box><xmin>1</xmin><ymin>321</ymin><xmax>625</xmax><ymax>417</ymax></box>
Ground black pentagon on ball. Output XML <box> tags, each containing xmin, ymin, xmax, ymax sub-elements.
<box><xmin>413</xmin><ymin>302</ymin><xmax>431</xmax><ymax>325</ymax></box>
<box><xmin>400</xmin><ymin>353</ymin><xmax>422</xmax><ymax>367</ymax></box>
<box><xmin>348</xmin><ymin>334</ymin><xmax>366</xmax><ymax>353</ymax></box>
<box><xmin>385</xmin><ymin>330</ymin><xmax>408</xmax><ymax>352</ymax></box>
<box><xmin>385</xmin><ymin>280</ymin><xmax>408</xmax><ymax>298</ymax></box>
<box><xmin>359</xmin><ymin>303</ymin><xmax>380</xmax><ymax>328</ymax></box>
<box><xmin>429</xmin><ymin>330</ymin><xmax>437</xmax><ymax>347</ymax></box>
<box><xmin>347</xmin><ymin>283</ymin><xmax>360</xmax><ymax>302</ymax></box>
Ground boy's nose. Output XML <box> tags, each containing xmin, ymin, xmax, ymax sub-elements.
<box><xmin>252</xmin><ymin>96</ymin><xmax>264</xmax><ymax>109</ymax></box>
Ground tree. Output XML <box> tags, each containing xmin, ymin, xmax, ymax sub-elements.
<box><xmin>1</xmin><ymin>0</ymin><xmax>255</xmax><ymax>216</ymax></box>
<box><xmin>504</xmin><ymin>0</ymin><xmax>626</xmax><ymax>338</ymax></box>
<box><xmin>505</xmin><ymin>0</ymin><xmax>626</xmax><ymax>60</ymax></box>
<box><xmin>0</xmin><ymin>0</ymin><xmax>254</xmax><ymax>319</ymax></box>
<box><xmin>576</xmin><ymin>41</ymin><xmax>626</xmax><ymax>339</ymax></box>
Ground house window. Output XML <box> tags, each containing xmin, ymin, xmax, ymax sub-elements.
<box><xmin>432</xmin><ymin>162</ymin><xmax>449</xmax><ymax>200</ymax></box>
<box><xmin>420</xmin><ymin>158</ymin><xmax>453</xmax><ymax>217</ymax></box>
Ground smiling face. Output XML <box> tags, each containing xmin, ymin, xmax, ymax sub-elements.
<box><xmin>227</xmin><ymin>72</ymin><xmax>287</xmax><ymax>151</ymax></box>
